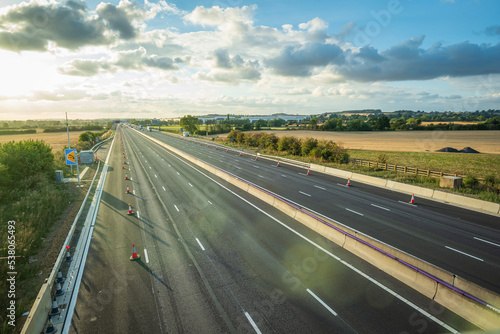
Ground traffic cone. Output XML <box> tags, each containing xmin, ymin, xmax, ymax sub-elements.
<box><xmin>307</xmin><ymin>169</ymin><xmax>310</xmax><ymax>175</ymax></box>
<box><xmin>410</xmin><ymin>194</ymin><xmax>415</xmax><ymax>204</ymax></box>
<box><xmin>57</xmin><ymin>268</ymin><xmax>64</xmax><ymax>283</ymax></box>
<box><xmin>130</xmin><ymin>243</ymin><xmax>140</xmax><ymax>261</ymax></box>
<box><xmin>126</xmin><ymin>185</ymin><xmax>130</xmax><ymax>194</ymax></box>
<box><xmin>255</xmin><ymin>156</ymin><xmax>258</xmax><ymax>161</ymax></box>
<box><xmin>125</xmin><ymin>173</ymin><xmax>128</xmax><ymax>180</ymax></box>
<box><xmin>226</xmin><ymin>149</ymin><xmax>228</xmax><ymax>153</ymax></box>
<box><xmin>66</xmin><ymin>246</ymin><xmax>72</xmax><ymax>262</ymax></box>
<box><xmin>45</xmin><ymin>315</ymin><xmax>56</xmax><ymax>334</ymax></box>
<box><xmin>128</xmin><ymin>203</ymin><xmax>133</xmax><ymax>215</ymax></box>
<box><xmin>122</xmin><ymin>164</ymin><xmax>124</xmax><ymax>169</ymax></box>
<box><xmin>347</xmin><ymin>178</ymin><xmax>351</xmax><ymax>187</ymax></box>
<box><xmin>277</xmin><ymin>161</ymin><xmax>280</xmax><ymax>167</ymax></box>
<box><xmin>239</xmin><ymin>152</ymin><xmax>242</xmax><ymax>156</ymax></box>
<box><xmin>55</xmin><ymin>282</ymin><xmax>64</xmax><ymax>296</ymax></box>
<box><xmin>50</xmin><ymin>297</ymin><xmax>60</xmax><ymax>316</ymax></box>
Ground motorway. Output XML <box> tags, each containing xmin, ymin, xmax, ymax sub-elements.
<box><xmin>141</xmin><ymin>128</ymin><xmax>500</xmax><ymax>295</ymax></box>
<box><xmin>68</xmin><ymin>126</ymin><xmax>482</xmax><ymax>333</ymax></box>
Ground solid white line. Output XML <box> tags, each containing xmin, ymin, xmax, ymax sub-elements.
<box><xmin>281</xmin><ymin>174</ymin><xmax>287</xmax><ymax>178</ymax></box>
<box><xmin>474</xmin><ymin>237</ymin><xmax>500</xmax><ymax>248</ymax></box>
<box><xmin>144</xmin><ymin>248</ymin><xmax>149</xmax><ymax>263</ymax></box>
<box><xmin>307</xmin><ymin>289</ymin><xmax>337</xmax><ymax>316</ymax></box>
<box><xmin>149</xmin><ymin>166</ymin><xmax>152</xmax><ymax>169</ymax></box>
<box><xmin>235</xmin><ymin>166</ymin><xmax>242</xmax><ymax>169</ymax></box>
<box><xmin>168</xmin><ymin>164</ymin><xmax>171</xmax><ymax>167</ymax></box>
<box><xmin>346</xmin><ymin>208</ymin><xmax>364</xmax><ymax>216</ymax></box>
<box><xmin>253</xmin><ymin>166</ymin><xmax>260</xmax><ymax>169</ymax></box>
<box><xmin>145</xmin><ymin>160</ymin><xmax>147</xmax><ymax>162</ymax></box>
<box><xmin>196</xmin><ymin>238</ymin><xmax>205</xmax><ymax>251</ymax></box>
<box><xmin>162</xmin><ymin>158</ymin><xmax>164</xmax><ymax>161</ymax></box>
<box><xmin>244</xmin><ymin>312</ymin><xmax>262</xmax><ymax>334</ymax></box>
<box><xmin>371</xmin><ymin>203</ymin><xmax>391</xmax><ymax>211</ymax></box>
<box><xmin>174</xmin><ymin>205</ymin><xmax>179</xmax><ymax>212</ymax></box>
<box><xmin>314</xmin><ymin>185</ymin><xmax>326</xmax><ymax>190</ymax></box>
<box><xmin>445</xmin><ymin>246</ymin><xmax>484</xmax><ymax>261</ymax></box>
<box><xmin>133</xmin><ymin>190</ymin><xmax>135</xmax><ymax>195</ymax></box>
<box><xmin>298</xmin><ymin>172</ymin><xmax>307</xmax><ymax>176</ymax></box>
<box><xmin>189</xmin><ymin>183</ymin><xmax>193</xmax><ymax>187</ymax></box>
<box><xmin>336</xmin><ymin>183</ymin><xmax>348</xmax><ymax>187</ymax></box>
<box><xmin>299</xmin><ymin>191</ymin><xmax>311</xmax><ymax>197</ymax></box>
<box><xmin>162</xmin><ymin>186</ymin><xmax>166</xmax><ymax>191</ymax></box>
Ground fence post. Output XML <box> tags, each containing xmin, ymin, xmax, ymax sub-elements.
<box><xmin>404</xmin><ymin>166</ymin><xmax>407</xmax><ymax>174</ymax></box>
<box><xmin>415</xmin><ymin>168</ymin><xmax>418</xmax><ymax>175</ymax></box>
<box><xmin>427</xmin><ymin>170</ymin><xmax>430</xmax><ymax>177</ymax></box>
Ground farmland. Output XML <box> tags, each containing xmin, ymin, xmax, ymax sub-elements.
<box><xmin>242</xmin><ymin>130</ymin><xmax>500</xmax><ymax>154</ymax></box>
<box><xmin>0</xmin><ymin>130</ymin><xmax>85</xmax><ymax>153</ymax></box>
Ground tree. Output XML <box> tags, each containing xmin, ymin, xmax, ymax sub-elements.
<box><xmin>372</xmin><ymin>116</ymin><xmax>390</xmax><ymax>131</ymax></box>
<box><xmin>308</xmin><ymin>117</ymin><xmax>318</xmax><ymax>130</ymax></box>
<box><xmin>180</xmin><ymin>115</ymin><xmax>200</xmax><ymax>134</ymax></box>
<box><xmin>301</xmin><ymin>138</ymin><xmax>318</xmax><ymax>156</ymax></box>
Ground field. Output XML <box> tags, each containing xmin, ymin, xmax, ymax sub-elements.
<box><xmin>242</xmin><ymin>130</ymin><xmax>500</xmax><ymax>154</ymax></box>
<box><xmin>0</xmin><ymin>131</ymin><xmax>85</xmax><ymax>153</ymax></box>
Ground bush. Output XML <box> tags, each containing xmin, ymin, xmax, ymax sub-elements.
<box><xmin>484</xmin><ymin>173</ymin><xmax>496</xmax><ymax>187</ymax></box>
<box><xmin>301</xmin><ymin>137</ymin><xmax>318</xmax><ymax>156</ymax></box>
<box><xmin>463</xmin><ymin>174</ymin><xmax>478</xmax><ymax>188</ymax></box>
<box><xmin>378</xmin><ymin>153</ymin><xmax>388</xmax><ymax>164</ymax></box>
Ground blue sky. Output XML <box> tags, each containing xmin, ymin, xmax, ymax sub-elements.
<box><xmin>0</xmin><ymin>0</ymin><xmax>499</xmax><ymax>119</ymax></box>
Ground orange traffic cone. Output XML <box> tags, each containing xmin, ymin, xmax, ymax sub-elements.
<box><xmin>410</xmin><ymin>194</ymin><xmax>415</xmax><ymax>204</ymax></box>
<box><xmin>122</xmin><ymin>164</ymin><xmax>125</xmax><ymax>169</ymax></box>
<box><xmin>347</xmin><ymin>178</ymin><xmax>351</xmax><ymax>187</ymax></box>
<box><xmin>126</xmin><ymin>185</ymin><xmax>130</xmax><ymax>194</ymax></box>
<box><xmin>307</xmin><ymin>169</ymin><xmax>310</xmax><ymax>175</ymax></box>
<box><xmin>130</xmin><ymin>243</ymin><xmax>140</xmax><ymax>261</ymax></box>
<box><xmin>277</xmin><ymin>161</ymin><xmax>280</xmax><ymax>167</ymax></box>
<box><xmin>255</xmin><ymin>156</ymin><xmax>258</xmax><ymax>161</ymax></box>
<box><xmin>226</xmin><ymin>149</ymin><xmax>228</xmax><ymax>153</ymax></box>
<box><xmin>128</xmin><ymin>203</ymin><xmax>133</xmax><ymax>215</ymax></box>
<box><xmin>239</xmin><ymin>152</ymin><xmax>242</xmax><ymax>156</ymax></box>
<box><xmin>125</xmin><ymin>173</ymin><xmax>128</xmax><ymax>180</ymax></box>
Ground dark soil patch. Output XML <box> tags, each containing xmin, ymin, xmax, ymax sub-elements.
<box><xmin>459</xmin><ymin>147</ymin><xmax>480</xmax><ymax>153</ymax></box>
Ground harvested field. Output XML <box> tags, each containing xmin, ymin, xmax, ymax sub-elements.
<box><xmin>237</xmin><ymin>130</ymin><xmax>500</xmax><ymax>154</ymax></box>
<box><xmin>0</xmin><ymin>131</ymin><xmax>85</xmax><ymax>153</ymax></box>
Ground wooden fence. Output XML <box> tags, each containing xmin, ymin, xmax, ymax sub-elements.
<box><xmin>351</xmin><ymin>159</ymin><xmax>461</xmax><ymax>179</ymax></box>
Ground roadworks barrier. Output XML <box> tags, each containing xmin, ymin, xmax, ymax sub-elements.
<box><xmin>135</xmin><ymin>128</ymin><xmax>500</xmax><ymax>330</ymax></box>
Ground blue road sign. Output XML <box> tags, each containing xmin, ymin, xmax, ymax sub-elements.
<box><xmin>65</xmin><ymin>149</ymin><xmax>77</xmax><ymax>165</ymax></box>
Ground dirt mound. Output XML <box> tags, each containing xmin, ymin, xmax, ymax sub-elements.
<box><xmin>459</xmin><ymin>147</ymin><xmax>480</xmax><ymax>153</ymax></box>
<box><xmin>436</xmin><ymin>147</ymin><xmax>459</xmax><ymax>152</ymax></box>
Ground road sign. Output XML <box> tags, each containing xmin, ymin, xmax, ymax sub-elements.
<box><xmin>65</xmin><ymin>149</ymin><xmax>77</xmax><ymax>165</ymax></box>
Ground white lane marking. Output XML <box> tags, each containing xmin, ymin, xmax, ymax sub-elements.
<box><xmin>258</xmin><ymin>175</ymin><xmax>264</xmax><ymax>178</ymax></box>
<box><xmin>298</xmin><ymin>172</ymin><xmax>307</xmax><ymax>176</ymax></box>
<box><xmin>168</xmin><ymin>164</ymin><xmax>171</xmax><ymax>167</ymax></box>
<box><xmin>244</xmin><ymin>312</ymin><xmax>262</xmax><ymax>334</ymax></box>
<box><xmin>145</xmin><ymin>160</ymin><xmax>147</xmax><ymax>162</ymax></box>
<box><xmin>346</xmin><ymin>208</ymin><xmax>363</xmax><ymax>216</ymax></box>
<box><xmin>314</xmin><ymin>185</ymin><xmax>326</xmax><ymax>190</ymax></box>
<box><xmin>299</xmin><ymin>191</ymin><xmax>311</xmax><ymax>197</ymax></box>
<box><xmin>398</xmin><ymin>200</ymin><xmax>416</xmax><ymax>207</ymax></box>
<box><xmin>144</xmin><ymin>248</ymin><xmax>149</xmax><ymax>263</ymax></box>
<box><xmin>219</xmin><ymin>160</ymin><xmax>224</xmax><ymax>163</ymax></box>
<box><xmin>235</xmin><ymin>166</ymin><xmax>242</xmax><ymax>169</ymax></box>
<box><xmin>189</xmin><ymin>183</ymin><xmax>193</xmax><ymax>187</ymax></box>
<box><xmin>149</xmin><ymin>166</ymin><xmax>152</xmax><ymax>169</ymax></box>
<box><xmin>155</xmin><ymin>174</ymin><xmax>158</xmax><ymax>178</ymax></box>
<box><xmin>307</xmin><ymin>289</ymin><xmax>337</xmax><ymax>316</ymax></box>
<box><xmin>253</xmin><ymin>166</ymin><xmax>260</xmax><ymax>169</ymax></box>
<box><xmin>162</xmin><ymin>158</ymin><xmax>164</xmax><ymax>161</ymax></box>
<box><xmin>196</xmin><ymin>238</ymin><xmax>205</xmax><ymax>251</ymax></box>
<box><xmin>137</xmin><ymin>211</ymin><xmax>140</xmax><ymax>219</ymax></box>
<box><xmin>336</xmin><ymin>183</ymin><xmax>348</xmax><ymax>187</ymax></box>
<box><xmin>371</xmin><ymin>203</ymin><xmax>391</xmax><ymax>211</ymax></box>
<box><xmin>174</xmin><ymin>205</ymin><xmax>179</xmax><ymax>212</ymax></box>
<box><xmin>281</xmin><ymin>174</ymin><xmax>287</xmax><ymax>178</ymax></box>
<box><xmin>176</xmin><ymin>172</ymin><xmax>180</xmax><ymax>176</ymax></box>
<box><xmin>162</xmin><ymin>186</ymin><xmax>166</xmax><ymax>191</ymax></box>
<box><xmin>131</xmin><ymin>177</ymin><xmax>133</xmax><ymax>181</ymax></box>
<box><xmin>208</xmin><ymin>200</ymin><xmax>212</xmax><ymax>205</ymax></box>
<box><xmin>445</xmin><ymin>246</ymin><xmax>484</xmax><ymax>262</ymax></box>
<box><xmin>474</xmin><ymin>237</ymin><xmax>500</xmax><ymax>248</ymax></box>
<box><xmin>133</xmin><ymin>190</ymin><xmax>135</xmax><ymax>195</ymax></box>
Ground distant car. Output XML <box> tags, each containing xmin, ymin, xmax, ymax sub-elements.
<box><xmin>183</xmin><ymin>132</ymin><xmax>189</xmax><ymax>137</ymax></box>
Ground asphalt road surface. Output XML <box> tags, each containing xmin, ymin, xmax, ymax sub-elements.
<box><xmin>142</xmin><ymin>128</ymin><xmax>500</xmax><ymax>295</ymax></box>
<box><xmin>70</xmin><ymin>126</ymin><xmax>481</xmax><ymax>333</ymax></box>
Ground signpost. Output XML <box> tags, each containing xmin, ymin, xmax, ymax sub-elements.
<box><xmin>65</xmin><ymin>148</ymin><xmax>81</xmax><ymax>187</ymax></box>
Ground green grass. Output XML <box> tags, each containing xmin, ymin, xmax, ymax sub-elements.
<box><xmin>347</xmin><ymin>150</ymin><xmax>500</xmax><ymax>180</ymax></box>
<box><xmin>159</xmin><ymin>125</ymin><xmax>181</xmax><ymax>131</ymax></box>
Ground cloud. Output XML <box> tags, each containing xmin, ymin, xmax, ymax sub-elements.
<box><xmin>485</xmin><ymin>25</ymin><xmax>500</xmax><ymax>36</ymax></box>
<box><xmin>183</xmin><ymin>5</ymin><xmax>256</xmax><ymax>27</ymax></box>
<box><xmin>58</xmin><ymin>47</ymin><xmax>181</xmax><ymax>76</ymax></box>
<box><xmin>197</xmin><ymin>49</ymin><xmax>260</xmax><ymax>84</ymax></box>
<box><xmin>96</xmin><ymin>2</ymin><xmax>138</xmax><ymax>40</ymax></box>
<box><xmin>265</xmin><ymin>43</ymin><xmax>345</xmax><ymax>77</ymax></box>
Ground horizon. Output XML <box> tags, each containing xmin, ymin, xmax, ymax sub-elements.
<box><xmin>1</xmin><ymin>0</ymin><xmax>499</xmax><ymax>120</ymax></box>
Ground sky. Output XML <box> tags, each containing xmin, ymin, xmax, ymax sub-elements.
<box><xmin>0</xmin><ymin>0</ymin><xmax>499</xmax><ymax>120</ymax></box>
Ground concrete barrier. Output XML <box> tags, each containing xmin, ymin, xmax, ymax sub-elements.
<box><xmin>434</xmin><ymin>284</ymin><xmax>500</xmax><ymax>330</ymax></box>
<box><xmin>354</xmin><ymin>233</ymin><xmax>455</xmax><ymax>285</ymax></box>
<box><xmin>443</xmin><ymin>192</ymin><xmax>500</xmax><ymax>215</ymax></box>
<box><xmin>309</xmin><ymin>163</ymin><xmax>326</xmax><ymax>173</ymax></box>
<box><xmin>343</xmin><ymin>236</ymin><xmax>438</xmax><ymax>300</ymax></box>
<box><xmin>248</xmin><ymin>186</ymin><xmax>276</xmax><ymax>206</ymax></box>
<box><xmin>385</xmin><ymin>180</ymin><xmax>435</xmax><ymax>198</ymax></box>
<box><xmin>351</xmin><ymin>173</ymin><xmax>388</xmax><ymax>188</ymax></box>
<box><xmin>324</xmin><ymin>166</ymin><xmax>352</xmax><ymax>179</ymax></box>
<box><xmin>273</xmin><ymin>198</ymin><xmax>298</xmax><ymax>219</ymax></box>
<box><xmin>454</xmin><ymin>276</ymin><xmax>500</xmax><ymax>309</ymax></box>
